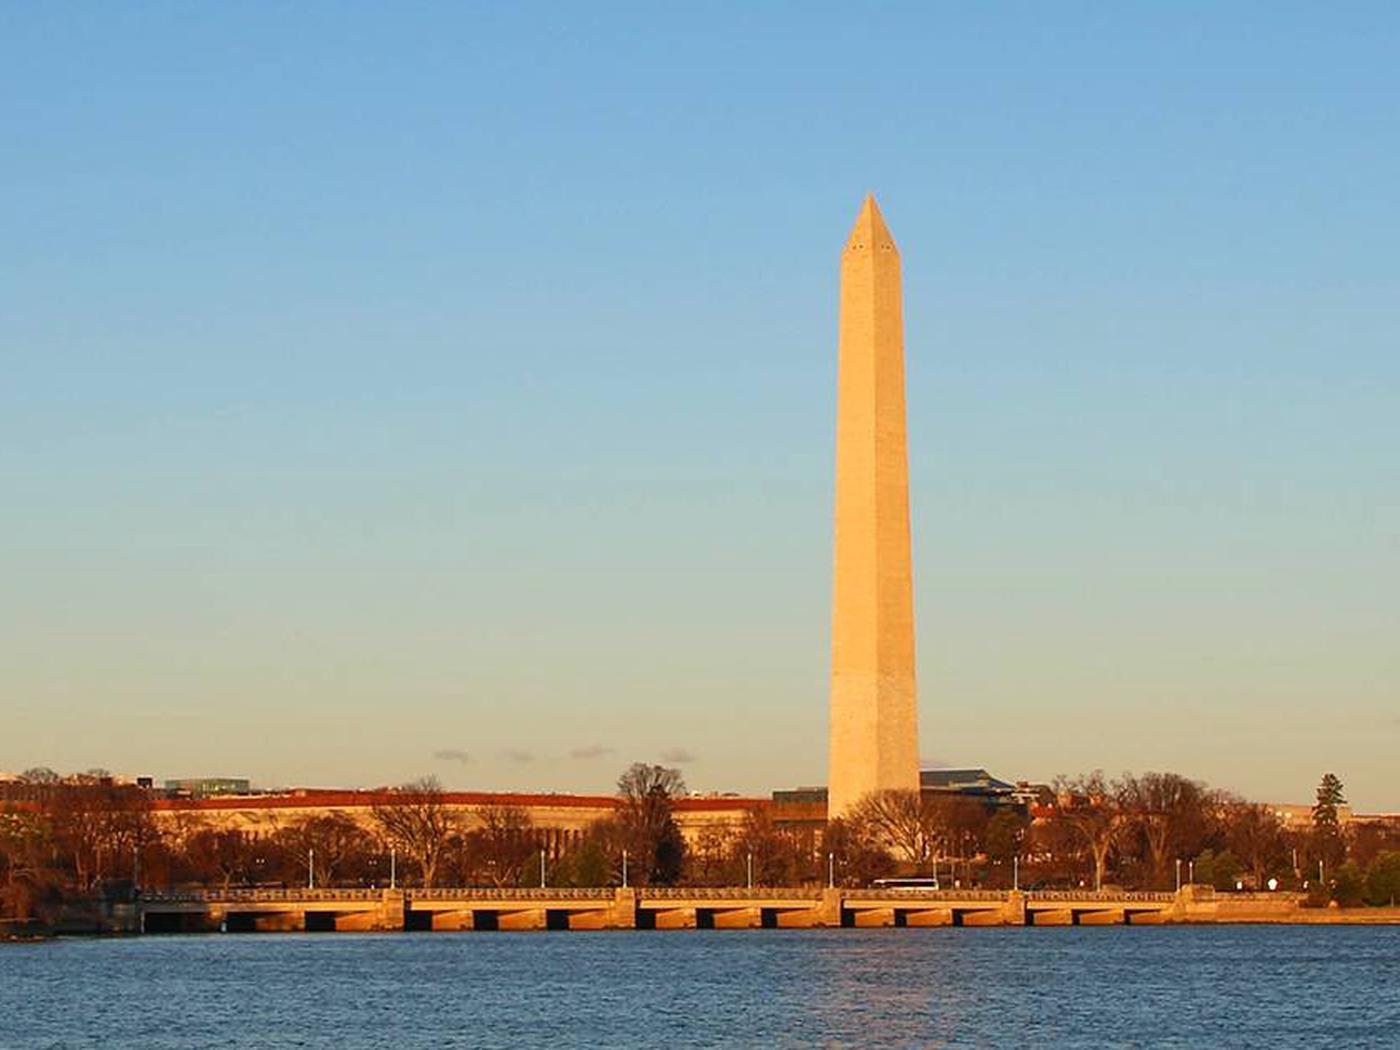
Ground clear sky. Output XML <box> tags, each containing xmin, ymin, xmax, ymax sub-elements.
<box><xmin>3</xmin><ymin>3</ymin><xmax>1397</xmax><ymax>808</ymax></box>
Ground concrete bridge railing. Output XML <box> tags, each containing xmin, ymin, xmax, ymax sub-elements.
<box><xmin>142</xmin><ymin>888</ymin><xmax>385</xmax><ymax>904</ymax></box>
<box><xmin>643</xmin><ymin>887</ymin><xmax>824</xmax><ymax>901</ymax></box>
<box><xmin>1027</xmin><ymin>890</ymin><xmax>1176</xmax><ymax>903</ymax></box>
<box><xmin>409</xmin><ymin>887</ymin><xmax>614</xmax><ymax>901</ymax></box>
<box><xmin>853</xmin><ymin>888</ymin><xmax>1008</xmax><ymax>902</ymax></box>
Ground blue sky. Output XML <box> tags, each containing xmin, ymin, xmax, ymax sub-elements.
<box><xmin>2</xmin><ymin>3</ymin><xmax>1397</xmax><ymax>807</ymax></box>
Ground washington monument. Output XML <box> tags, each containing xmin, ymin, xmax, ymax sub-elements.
<box><xmin>827</xmin><ymin>195</ymin><xmax>921</xmax><ymax>818</ymax></box>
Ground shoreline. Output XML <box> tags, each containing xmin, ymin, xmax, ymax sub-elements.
<box><xmin>8</xmin><ymin>917</ymin><xmax>1400</xmax><ymax>940</ymax></box>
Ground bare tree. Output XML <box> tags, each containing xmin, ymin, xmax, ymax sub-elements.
<box><xmin>371</xmin><ymin>777</ymin><xmax>458</xmax><ymax>888</ymax></box>
<box><xmin>1053</xmin><ymin>772</ymin><xmax>1129</xmax><ymax>891</ymax></box>
<box><xmin>45</xmin><ymin>775</ymin><xmax>156</xmax><ymax>890</ymax></box>
<box><xmin>278</xmin><ymin>814</ymin><xmax>373</xmax><ymax>888</ymax></box>
<box><xmin>686</xmin><ymin>824</ymin><xmax>737</xmax><ymax>886</ymax></box>
<box><xmin>615</xmin><ymin>763</ymin><xmax>687</xmax><ymax>886</ymax></box>
<box><xmin>470</xmin><ymin>804</ymin><xmax>535</xmax><ymax>887</ymax></box>
<box><xmin>849</xmin><ymin>789</ymin><xmax>944</xmax><ymax>871</ymax></box>
<box><xmin>184</xmin><ymin>827</ymin><xmax>256</xmax><ymax>891</ymax></box>
<box><xmin>1</xmin><ymin>805</ymin><xmax>58</xmax><ymax>922</ymax></box>
<box><xmin>1117</xmin><ymin>772</ymin><xmax>1207</xmax><ymax>887</ymax></box>
<box><xmin>820</xmin><ymin>818</ymin><xmax>895</xmax><ymax>887</ymax></box>
<box><xmin>942</xmin><ymin>797</ymin><xmax>991</xmax><ymax>881</ymax></box>
<box><xmin>1223</xmin><ymin>800</ymin><xmax>1286</xmax><ymax>888</ymax></box>
<box><xmin>732</xmin><ymin>809</ymin><xmax>808</xmax><ymax>886</ymax></box>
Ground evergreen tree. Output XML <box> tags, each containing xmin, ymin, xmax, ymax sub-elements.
<box><xmin>1310</xmin><ymin>773</ymin><xmax>1348</xmax><ymax>874</ymax></box>
<box><xmin>1312</xmin><ymin>773</ymin><xmax>1346</xmax><ymax>830</ymax></box>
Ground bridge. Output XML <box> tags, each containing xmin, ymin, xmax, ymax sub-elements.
<box><xmin>133</xmin><ymin>885</ymin><xmax>1277</xmax><ymax>933</ymax></box>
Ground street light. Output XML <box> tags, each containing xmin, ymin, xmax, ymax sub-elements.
<box><xmin>308</xmin><ymin>848</ymin><xmax>315</xmax><ymax>890</ymax></box>
<box><xmin>390</xmin><ymin>847</ymin><xmax>397</xmax><ymax>890</ymax></box>
<box><xmin>1013</xmin><ymin>855</ymin><xmax>1019</xmax><ymax>892</ymax></box>
<box><xmin>827</xmin><ymin>852</ymin><xmax>835</xmax><ymax>889</ymax></box>
<box><xmin>747</xmin><ymin>852</ymin><xmax>753</xmax><ymax>890</ymax></box>
<box><xmin>540</xmin><ymin>849</ymin><xmax>547</xmax><ymax>889</ymax></box>
<box><xmin>1175</xmin><ymin>858</ymin><xmax>1182</xmax><ymax>892</ymax></box>
<box><xmin>622</xmin><ymin>849</ymin><xmax>628</xmax><ymax>888</ymax></box>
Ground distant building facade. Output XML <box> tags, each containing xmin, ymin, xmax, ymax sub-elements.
<box><xmin>163</xmin><ymin>777</ymin><xmax>252</xmax><ymax>798</ymax></box>
<box><xmin>147</xmin><ymin>788</ymin><xmax>763</xmax><ymax>859</ymax></box>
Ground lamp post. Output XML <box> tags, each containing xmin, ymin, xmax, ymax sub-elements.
<box><xmin>1013</xmin><ymin>855</ymin><xmax>1019</xmax><ymax>892</ymax></box>
<box><xmin>308</xmin><ymin>848</ymin><xmax>315</xmax><ymax>890</ymax></box>
<box><xmin>622</xmin><ymin>849</ymin><xmax>628</xmax><ymax>889</ymax></box>
<box><xmin>540</xmin><ymin>849</ymin><xmax>546</xmax><ymax>889</ymax></box>
<box><xmin>828</xmin><ymin>852</ymin><xmax>835</xmax><ymax>889</ymax></box>
<box><xmin>746</xmin><ymin>852</ymin><xmax>753</xmax><ymax>890</ymax></box>
<box><xmin>390</xmin><ymin>847</ymin><xmax>397</xmax><ymax>890</ymax></box>
<box><xmin>1175</xmin><ymin>858</ymin><xmax>1182</xmax><ymax>892</ymax></box>
<box><xmin>1189</xmin><ymin>859</ymin><xmax>1195</xmax><ymax>885</ymax></box>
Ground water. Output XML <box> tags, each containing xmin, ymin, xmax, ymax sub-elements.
<box><xmin>3</xmin><ymin>927</ymin><xmax>1398</xmax><ymax>1048</ymax></box>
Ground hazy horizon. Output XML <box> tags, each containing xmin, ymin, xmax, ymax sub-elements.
<box><xmin>3</xmin><ymin>5</ymin><xmax>1397</xmax><ymax>809</ymax></box>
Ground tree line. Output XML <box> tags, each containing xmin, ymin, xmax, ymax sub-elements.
<box><xmin>4</xmin><ymin>764</ymin><xmax>1399</xmax><ymax>928</ymax></box>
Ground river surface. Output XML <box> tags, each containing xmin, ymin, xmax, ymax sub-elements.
<box><xmin>4</xmin><ymin>926</ymin><xmax>1398</xmax><ymax>1048</ymax></box>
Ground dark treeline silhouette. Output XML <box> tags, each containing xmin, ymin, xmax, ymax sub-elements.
<box><xmin>4</xmin><ymin>765</ymin><xmax>1399</xmax><ymax>928</ymax></box>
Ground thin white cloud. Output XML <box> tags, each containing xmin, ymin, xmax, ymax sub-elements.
<box><xmin>569</xmin><ymin>744</ymin><xmax>616</xmax><ymax>760</ymax></box>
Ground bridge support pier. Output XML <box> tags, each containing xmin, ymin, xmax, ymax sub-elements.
<box><xmin>647</xmin><ymin>907</ymin><xmax>694</xmax><ymax>929</ymax></box>
<box><xmin>852</xmin><ymin>907</ymin><xmax>895</xmax><ymax>928</ymax></box>
<box><xmin>813</xmin><ymin>889</ymin><xmax>843</xmax><ymax>927</ymax></box>
<box><xmin>377</xmin><ymin>890</ymin><xmax>406</xmax><ymax>931</ymax></box>
<box><xmin>1126</xmin><ymin>909</ymin><xmax>1165</xmax><ymax>925</ymax></box>
<box><xmin>497</xmin><ymin>909</ymin><xmax>546</xmax><ymax>931</ymax></box>
<box><xmin>608</xmin><ymin>889</ymin><xmax>637</xmax><ymax>930</ymax></box>
<box><xmin>224</xmin><ymin>911</ymin><xmax>301</xmax><ymax>932</ymax></box>
<box><xmin>959</xmin><ymin>909</ymin><xmax>1005</xmax><ymax>927</ymax></box>
<box><xmin>335</xmin><ymin>911</ymin><xmax>381</xmax><ymax>932</ymax></box>
<box><xmin>711</xmin><ymin>907</ymin><xmax>761</xmax><ymax>929</ymax></box>
<box><xmin>1002</xmin><ymin>891</ymin><xmax>1027</xmax><ymax>926</ymax></box>
<box><xmin>1078</xmin><ymin>909</ymin><xmax>1125</xmax><ymax>926</ymax></box>
<box><xmin>903</xmin><ymin>909</ymin><xmax>953</xmax><ymax>927</ymax></box>
<box><xmin>432</xmin><ymin>911</ymin><xmax>475</xmax><ymax>931</ymax></box>
<box><xmin>565</xmin><ymin>910</ymin><xmax>610</xmax><ymax>930</ymax></box>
